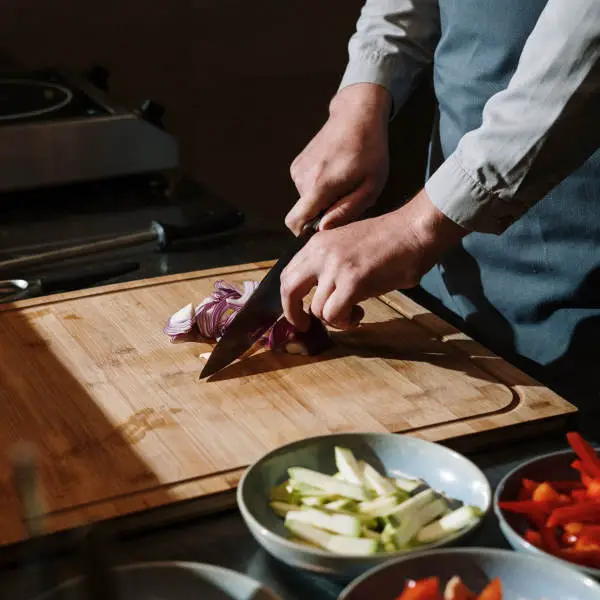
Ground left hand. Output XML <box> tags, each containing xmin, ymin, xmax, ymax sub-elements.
<box><xmin>280</xmin><ymin>189</ymin><xmax>467</xmax><ymax>330</ymax></box>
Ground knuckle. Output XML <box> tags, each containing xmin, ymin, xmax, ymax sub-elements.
<box><xmin>311</xmin><ymin>162</ymin><xmax>331</xmax><ymax>187</ymax></box>
<box><xmin>308</xmin><ymin>232</ymin><xmax>329</xmax><ymax>257</ymax></box>
<box><xmin>284</xmin><ymin>213</ymin><xmax>296</xmax><ymax>231</ymax></box>
<box><xmin>280</xmin><ymin>271</ymin><xmax>298</xmax><ymax>299</ymax></box>
<box><xmin>310</xmin><ymin>301</ymin><xmax>324</xmax><ymax>320</ymax></box>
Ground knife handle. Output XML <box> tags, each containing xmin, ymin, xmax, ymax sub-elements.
<box><xmin>299</xmin><ymin>212</ymin><xmax>325</xmax><ymax>240</ymax></box>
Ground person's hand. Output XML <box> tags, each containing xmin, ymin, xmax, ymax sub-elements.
<box><xmin>280</xmin><ymin>189</ymin><xmax>467</xmax><ymax>331</ymax></box>
<box><xmin>285</xmin><ymin>83</ymin><xmax>392</xmax><ymax>236</ymax></box>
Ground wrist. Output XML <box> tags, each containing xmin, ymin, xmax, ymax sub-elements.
<box><xmin>396</xmin><ymin>188</ymin><xmax>467</xmax><ymax>254</ymax></box>
<box><xmin>329</xmin><ymin>83</ymin><xmax>392</xmax><ymax>126</ymax></box>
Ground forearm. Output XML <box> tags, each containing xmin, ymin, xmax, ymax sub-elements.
<box><xmin>425</xmin><ymin>0</ymin><xmax>600</xmax><ymax>235</ymax></box>
<box><xmin>338</xmin><ymin>0</ymin><xmax>441</xmax><ymax>118</ymax></box>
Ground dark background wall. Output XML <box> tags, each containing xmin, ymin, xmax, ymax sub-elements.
<box><xmin>0</xmin><ymin>1</ymin><xmax>434</xmax><ymax>223</ymax></box>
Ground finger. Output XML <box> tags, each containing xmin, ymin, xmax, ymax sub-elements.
<box><xmin>310</xmin><ymin>278</ymin><xmax>336</xmax><ymax>322</ymax></box>
<box><xmin>319</xmin><ymin>183</ymin><xmax>375</xmax><ymax>231</ymax></box>
<box><xmin>285</xmin><ymin>179</ymin><xmax>357</xmax><ymax>236</ymax></box>
<box><xmin>280</xmin><ymin>262</ymin><xmax>317</xmax><ymax>331</ymax></box>
<box><xmin>322</xmin><ymin>287</ymin><xmax>365</xmax><ymax>330</ymax></box>
<box><xmin>285</xmin><ymin>188</ymin><xmax>331</xmax><ymax>236</ymax></box>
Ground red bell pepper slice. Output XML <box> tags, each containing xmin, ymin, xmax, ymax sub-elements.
<box><xmin>576</xmin><ymin>537</ymin><xmax>600</xmax><ymax>551</ymax></box>
<box><xmin>547</xmin><ymin>501</ymin><xmax>600</xmax><ymax>527</ymax></box>
<box><xmin>571</xmin><ymin>489</ymin><xmax>588</xmax><ymax>502</ymax></box>
<box><xmin>563</xmin><ymin>531</ymin><xmax>578</xmax><ymax>545</ymax></box>
<box><xmin>571</xmin><ymin>459</ymin><xmax>593</xmax><ymax>480</ymax></box>
<box><xmin>498</xmin><ymin>500</ymin><xmax>565</xmax><ymax>515</ymax></box>
<box><xmin>532</xmin><ymin>482</ymin><xmax>561</xmax><ymax>502</ymax></box>
<box><xmin>578</xmin><ymin>526</ymin><xmax>600</xmax><ymax>546</ymax></box>
<box><xmin>564</xmin><ymin>522</ymin><xmax>584</xmax><ymax>534</ymax></box>
<box><xmin>396</xmin><ymin>577</ymin><xmax>441</xmax><ymax>600</ymax></box>
<box><xmin>524</xmin><ymin>529</ymin><xmax>542</xmax><ymax>547</ymax></box>
<box><xmin>520</xmin><ymin>479</ymin><xmax>582</xmax><ymax>495</ymax></box>
<box><xmin>443</xmin><ymin>576</ymin><xmax>476</xmax><ymax>600</ymax></box>
<box><xmin>552</xmin><ymin>481</ymin><xmax>586</xmax><ymax>492</ymax></box>
<box><xmin>476</xmin><ymin>578</ymin><xmax>502</xmax><ymax>600</ymax></box>
<box><xmin>587</xmin><ymin>479</ymin><xmax>600</xmax><ymax>499</ymax></box>
<box><xmin>567</xmin><ymin>432</ymin><xmax>600</xmax><ymax>479</ymax></box>
<box><xmin>521</xmin><ymin>478</ymin><xmax>538</xmax><ymax>491</ymax></box>
<box><xmin>581</xmin><ymin>524</ymin><xmax>600</xmax><ymax>536</ymax></box>
<box><xmin>540</xmin><ymin>526</ymin><xmax>562</xmax><ymax>553</ymax></box>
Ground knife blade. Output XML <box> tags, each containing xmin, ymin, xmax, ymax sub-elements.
<box><xmin>199</xmin><ymin>215</ymin><xmax>322</xmax><ymax>379</ymax></box>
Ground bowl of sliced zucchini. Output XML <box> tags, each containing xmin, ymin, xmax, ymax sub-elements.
<box><xmin>236</xmin><ymin>432</ymin><xmax>491</xmax><ymax>579</ymax></box>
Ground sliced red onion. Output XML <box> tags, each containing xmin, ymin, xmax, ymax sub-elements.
<box><xmin>164</xmin><ymin>279</ymin><xmax>332</xmax><ymax>357</ymax></box>
<box><xmin>163</xmin><ymin>302</ymin><xmax>195</xmax><ymax>341</ymax></box>
<box><xmin>192</xmin><ymin>279</ymin><xmax>257</xmax><ymax>339</ymax></box>
<box><xmin>226</xmin><ymin>280</ymin><xmax>259</xmax><ymax>307</ymax></box>
<box><xmin>267</xmin><ymin>314</ymin><xmax>333</xmax><ymax>356</ymax></box>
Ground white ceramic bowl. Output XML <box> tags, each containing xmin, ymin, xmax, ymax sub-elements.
<box><xmin>237</xmin><ymin>432</ymin><xmax>492</xmax><ymax>579</ymax></box>
<box><xmin>338</xmin><ymin>547</ymin><xmax>600</xmax><ymax>600</ymax></box>
<box><xmin>35</xmin><ymin>561</ymin><xmax>283</xmax><ymax>599</ymax></box>
<box><xmin>494</xmin><ymin>447</ymin><xmax>600</xmax><ymax>580</ymax></box>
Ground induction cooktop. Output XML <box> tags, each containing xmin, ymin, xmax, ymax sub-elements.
<box><xmin>0</xmin><ymin>66</ymin><xmax>179</xmax><ymax>192</ymax></box>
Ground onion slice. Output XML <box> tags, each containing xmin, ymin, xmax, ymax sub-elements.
<box><xmin>163</xmin><ymin>279</ymin><xmax>333</xmax><ymax>357</ymax></box>
<box><xmin>163</xmin><ymin>302</ymin><xmax>195</xmax><ymax>341</ymax></box>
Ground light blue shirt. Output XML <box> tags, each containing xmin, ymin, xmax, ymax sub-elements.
<box><xmin>339</xmin><ymin>0</ymin><xmax>600</xmax><ymax>234</ymax></box>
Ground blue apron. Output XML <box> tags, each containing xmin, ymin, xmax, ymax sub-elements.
<box><xmin>417</xmin><ymin>0</ymin><xmax>600</xmax><ymax>412</ymax></box>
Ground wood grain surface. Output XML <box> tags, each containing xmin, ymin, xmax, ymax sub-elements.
<box><xmin>0</xmin><ymin>261</ymin><xmax>576</xmax><ymax>546</ymax></box>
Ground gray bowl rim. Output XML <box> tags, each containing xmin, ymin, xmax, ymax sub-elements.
<box><xmin>33</xmin><ymin>560</ymin><xmax>284</xmax><ymax>600</ymax></box>
<box><xmin>337</xmin><ymin>546</ymin><xmax>600</xmax><ymax>600</ymax></box>
<box><xmin>493</xmin><ymin>446</ymin><xmax>600</xmax><ymax>578</ymax></box>
<box><xmin>237</xmin><ymin>431</ymin><xmax>493</xmax><ymax>560</ymax></box>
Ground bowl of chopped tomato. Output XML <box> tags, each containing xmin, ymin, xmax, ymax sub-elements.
<box><xmin>494</xmin><ymin>431</ymin><xmax>600</xmax><ymax>578</ymax></box>
<box><xmin>338</xmin><ymin>547</ymin><xmax>600</xmax><ymax>600</ymax></box>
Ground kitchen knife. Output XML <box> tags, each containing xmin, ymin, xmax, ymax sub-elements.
<box><xmin>0</xmin><ymin>208</ymin><xmax>244</xmax><ymax>274</ymax></box>
<box><xmin>199</xmin><ymin>215</ymin><xmax>322</xmax><ymax>379</ymax></box>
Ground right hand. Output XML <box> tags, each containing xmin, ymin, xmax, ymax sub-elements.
<box><xmin>285</xmin><ymin>83</ymin><xmax>392</xmax><ymax>235</ymax></box>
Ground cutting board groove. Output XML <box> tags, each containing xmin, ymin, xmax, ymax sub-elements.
<box><xmin>0</xmin><ymin>261</ymin><xmax>576</xmax><ymax>546</ymax></box>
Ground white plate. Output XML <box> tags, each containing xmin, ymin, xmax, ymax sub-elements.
<box><xmin>36</xmin><ymin>560</ymin><xmax>283</xmax><ymax>600</ymax></box>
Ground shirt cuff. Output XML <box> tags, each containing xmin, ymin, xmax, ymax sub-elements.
<box><xmin>425</xmin><ymin>151</ymin><xmax>531</xmax><ymax>235</ymax></box>
<box><xmin>338</xmin><ymin>53</ymin><xmax>416</xmax><ymax>119</ymax></box>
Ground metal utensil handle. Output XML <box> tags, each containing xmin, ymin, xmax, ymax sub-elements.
<box><xmin>0</xmin><ymin>231</ymin><xmax>155</xmax><ymax>274</ymax></box>
<box><xmin>0</xmin><ymin>210</ymin><xmax>245</xmax><ymax>274</ymax></box>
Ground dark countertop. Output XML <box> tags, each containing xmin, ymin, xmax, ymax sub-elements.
<box><xmin>1</xmin><ymin>175</ymin><xmax>597</xmax><ymax>598</ymax></box>
<box><xmin>0</xmin><ymin>175</ymin><xmax>293</xmax><ymax>285</ymax></box>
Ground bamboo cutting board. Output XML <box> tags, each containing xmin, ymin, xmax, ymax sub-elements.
<box><xmin>0</xmin><ymin>261</ymin><xmax>576</xmax><ymax>547</ymax></box>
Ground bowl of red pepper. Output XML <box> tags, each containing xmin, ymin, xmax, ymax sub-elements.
<box><xmin>338</xmin><ymin>547</ymin><xmax>600</xmax><ymax>600</ymax></box>
<box><xmin>494</xmin><ymin>431</ymin><xmax>600</xmax><ymax>579</ymax></box>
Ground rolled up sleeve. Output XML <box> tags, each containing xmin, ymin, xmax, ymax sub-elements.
<box><xmin>339</xmin><ymin>0</ymin><xmax>441</xmax><ymax>117</ymax></box>
<box><xmin>425</xmin><ymin>0</ymin><xmax>600</xmax><ymax>234</ymax></box>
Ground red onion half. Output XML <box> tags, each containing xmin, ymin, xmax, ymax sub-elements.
<box><xmin>163</xmin><ymin>279</ymin><xmax>332</xmax><ymax>356</ymax></box>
